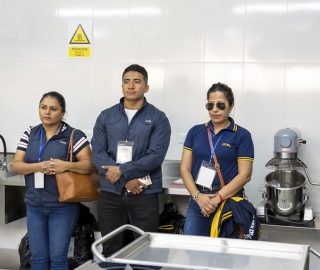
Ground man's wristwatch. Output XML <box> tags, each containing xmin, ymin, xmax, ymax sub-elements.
<box><xmin>118</xmin><ymin>166</ymin><xmax>122</xmax><ymax>176</ymax></box>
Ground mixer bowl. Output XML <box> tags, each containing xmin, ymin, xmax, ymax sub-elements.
<box><xmin>265</xmin><ymin>170</ymin><xmax>306</xmax><ymax>216</ymax></box>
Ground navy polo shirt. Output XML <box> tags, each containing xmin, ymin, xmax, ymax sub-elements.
<box><xmin>183</xmin><ymin>117</ymin><xmax>254</xmax><ymax>186</ymax></box>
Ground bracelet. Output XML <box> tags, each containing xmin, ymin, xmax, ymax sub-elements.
<box><xmin>193</xmin><ymin>192</ymin><xmax>200</xmax><ymax>202</ymax></box>
<box><xmin>216</xmin><ymin>192</ymin><xmax>224</xmax><ymax>202</ymax></box>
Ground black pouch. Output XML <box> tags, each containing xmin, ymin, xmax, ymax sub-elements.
<box><xmin>68</xmin><ymin>203</ymin><xmax>98</xmax><ymax>269</ymax></box>
<box><xmin>18</xmin><ymin>232</ymin><xmax>32</xmax><ymax>268</ymax></box>
<box><xmin>158</xmin><ymin>202</ymin><xmax>185</xmax><ymax>234</ymax></box>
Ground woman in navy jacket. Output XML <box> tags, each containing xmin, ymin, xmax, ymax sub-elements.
<box><xmin>12</xmin><ymin>91</ymin><xmax>95</xmax><ymax>270</ymax></box>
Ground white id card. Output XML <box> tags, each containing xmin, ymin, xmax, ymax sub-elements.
<box><xmin>127</xmin><ymin>174</ymin><xmax>152</xmax><ymax>193</ymax></box>
<box><xmin>116</xmin><ymin>141</ymin><xmax>134</xmax><ymax>164</ymax></box>
<box><xmin>34</xmin><ymin>172</ymin><xmax>44</xmax><ymax>188</ymax></box>
<box><xmin>195</xmin><ymin>161</ymin><xmax>216</xmax><ymax>189</ymax></box>
<box><xmin>138</xmin><ymin>174</ymin><xmax>152</xmax><ymax>186</ymax></box>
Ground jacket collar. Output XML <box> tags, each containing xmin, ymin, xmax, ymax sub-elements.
<box><xmin>119</xmin><ymin>97</ymin><xmax>148</xmax><ymax>111</ymax></box>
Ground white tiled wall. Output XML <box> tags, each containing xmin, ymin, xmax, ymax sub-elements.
<box><xmin>1</xmin><ymin>0</ymin><xmax>320</xmax><ymax>256</ymax></box>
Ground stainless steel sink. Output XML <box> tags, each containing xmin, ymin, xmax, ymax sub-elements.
<box><xmin>0</xmin><ymin>170</ymin><xmax>18</xmax><ymax>179</ymax></box>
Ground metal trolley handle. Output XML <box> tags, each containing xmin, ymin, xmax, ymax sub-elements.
<box><xmin>91</xmin><ymin>224</ymin><xmax>145</xmax><ymax>263</ymax></box>
<box><xmin>310</xmin><ymin>247</ymin><xmax>320</xmax><ymax>259</ymax></box>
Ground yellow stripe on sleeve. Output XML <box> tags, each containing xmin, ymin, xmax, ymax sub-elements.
<box><xmin>238</xmin><ymin>157</ymin><xmax>254</xmax><ymax>162</ymax></box>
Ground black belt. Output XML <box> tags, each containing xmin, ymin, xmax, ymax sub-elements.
<box><xmin>196</xmin><ymin>184</ymin><xmax>220</xmax><ymax>192</ymax></box>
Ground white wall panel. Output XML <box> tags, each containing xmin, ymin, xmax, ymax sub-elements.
<box><xmin>164</xmin><ymin>63</ymin><xmax>204</xmax><ymax>159</ymax></box>
<box><xmin>242</xmin><ymin>63</ymin><xmax>285</xmax><ymax>144</ymax></box>
<box><xmin>204</xmin><ymin>0</ymin><xmax>246</xmax><ymax>62</ymax></box>
<box><xmin>93</xmin><ymin>0</ymin><xmax>130</xmax><ymax>62</ymax></box>
<box><xmin>166</xmin><ymin>0</ymin><xmax>205</xmax><ymax>62</ymax></box>
<box><xmin>0</xmin><ymin>0</ymin><xmax>24</xmax><ymax>62</ymax></box>
<box><xmin>287</xmin><ymin>0</ymin><xmax>320</xmax><ymax>62</ymax></box>
<box><xmin>23</xmin><ymin>0</ymin><xmax>59</xmax><ymax>62</ymax></box>
<box><xmin>1</xmin><ymin>0</ymin><xmax>320</xmax><ymax>255</ymax></box>
<box><xmin>128</xmin><ymin>0</ymin><xmax>167</xmax><ymax>63</ymax></box>
<box><xmin>244</xmin><ymin>0</ymin><xmax>287</xmax><ymax>62</ymax></box>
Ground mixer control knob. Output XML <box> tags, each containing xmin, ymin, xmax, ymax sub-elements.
<box><xmin>280</xmin><ymin>137</ymin><xmax>291</xmax><ymax>148</ymax></box>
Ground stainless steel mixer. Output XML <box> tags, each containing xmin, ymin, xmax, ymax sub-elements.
<box><xmin>257</xmin><ymin>128</ymin><xmax>320</xmax><ymax>227</ymax></box>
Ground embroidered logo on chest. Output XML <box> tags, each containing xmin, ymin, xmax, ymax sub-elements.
<box><xmin>222</xmin><ymin>143</ymin><xmax>231</xmax><ymax>147</ymax></box>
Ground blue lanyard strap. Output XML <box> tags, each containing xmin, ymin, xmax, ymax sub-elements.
<box><xmin>207</xmin><ymin>128</ymin><xmax>226</xmax><ymax>163</ymax></box>
<box><xmin>38</xmin><ymin>127</ymin><xmax>45</xmax><ymax>162</ymax></box>
<box><xmin>38</xmin><ymin>124</ymin><xmax>61</xmax><ymax>162</ymax></box>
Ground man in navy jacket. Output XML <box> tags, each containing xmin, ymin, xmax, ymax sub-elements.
<box><xmin>91</xmin><ymin>64</ymin><xmax>171</xmax><ymax>261</ymax></box>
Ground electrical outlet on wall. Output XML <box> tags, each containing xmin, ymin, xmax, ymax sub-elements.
<box><xmin>83</xmin><ymin>130</ymin><xmax>93</xmax><ymax>142</ymax></box>
<box><xmin>179</xmin><ymin>133</ymin><xmax>187</xmax><ymax>144</ymax></box>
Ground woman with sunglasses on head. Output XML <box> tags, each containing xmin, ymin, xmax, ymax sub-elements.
<box><xmin>180</xmin><ymin>82</ymin><xmax>254</xmax><ymax>237</ymax></box>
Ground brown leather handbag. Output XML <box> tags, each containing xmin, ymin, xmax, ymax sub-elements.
<box><xmin>55</xmin><ymin>129</ymin><xmax>100</xmax><ymax>202</ymax></box>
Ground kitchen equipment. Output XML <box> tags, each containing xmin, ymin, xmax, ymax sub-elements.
<box><xmin>265</xmin><ymin>170</ymin><xmax>306</xmax><ymax>216</ymax></box>
<box><xmin>257</xmin><ymin>128</ymin><xmax>319</xmax><ymax>227</ymax></box>
<box><xmin>75</xmin><ymin>224</ymin><xmax>312</xmax><ymax>270</ymax></box>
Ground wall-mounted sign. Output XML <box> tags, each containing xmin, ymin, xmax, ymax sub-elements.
<box><xmin>68</xmin><ymin>21</ymin><xmax>92</xmax><ymax>58</ymax></box>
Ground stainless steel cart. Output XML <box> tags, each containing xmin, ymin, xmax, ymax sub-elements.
<box><xmin>77</xmin><ymin>224</ymin><xmax>312</xmax><ymax>270</ymax></box>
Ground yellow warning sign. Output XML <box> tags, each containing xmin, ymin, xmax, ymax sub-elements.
<box><xmin>68</xmin><ymin>47</ymin><xmax>91</xmax><ymax>57</ymax></box>
<box><xmin>68</xmin><ymin>21</ymin><xmax>92</xmax><ymax>58</ymax></box>
<box><xmin>69</xmin><ymin>24</ymin><xmax>90</xmax><ymax>44</ymax></box>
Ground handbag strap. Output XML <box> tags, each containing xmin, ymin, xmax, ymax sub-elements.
<box><xmin>66</xmin><ymin>129</ymin><xmax>76</xmax><ymax>162</ymax></box>
<box><xmin>207</xmin><ymin>128</ymin><xmax>225</xmax><ymax>187</ymax></box>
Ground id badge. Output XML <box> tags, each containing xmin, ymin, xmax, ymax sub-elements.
<box><xmin>127</xmin><ymin>174</ymin><xmax>152</xmax><ymax>193</ymax></box>
<box><xmin>116</xmin><ymin>141</ymin><xmax>134</xmax><ymax>164</ymax></box>
<box><xmin>195</xmin><ymin>161</ymin><xmax>216</xmax><ymax>189</ymax></box>
<box><xmin>34</xmin><ymin>172</ymin><xmax>44</xmax><ymax>188</ymax></box>
<box><xmin>138</xmin><ymin>175</ymin><xmax>152</xmax><ymax>186</ymax></box>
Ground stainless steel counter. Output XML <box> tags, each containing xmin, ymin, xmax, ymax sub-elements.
<box><xmin>0</xmin><ymin>173</ymin><xmax>26</xmax><ymax>224</ymax></box>
<box><xmin>162</xmin><ymin>177</ymin><xmax>188</xmax><ymax>196</ymax></box>
<box><xmin>0</xmin><ymin>174</ymin><xmax>25</xmax><ymax>186</ymax></box>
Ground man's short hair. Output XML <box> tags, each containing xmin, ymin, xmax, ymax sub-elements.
<box><xmin>122</xmin><ymin>64</ymin><xmax>148</xmax><ymax>84</ymax></box>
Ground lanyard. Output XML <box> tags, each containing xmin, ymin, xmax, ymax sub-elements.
<box><xmin>207</xmin><ymin>128</ymin><xmax>226</xmax><ymax>163</ymax></box>
<box><xmin>38</xmin><ymin>124</ymin><xmax>61</xmax><ymax>162</ymax></box>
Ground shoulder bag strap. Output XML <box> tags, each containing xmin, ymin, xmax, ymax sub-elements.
<box><xmin>66</xmin><ymin>129</ymin><xmax>76</xmax><ymax>162</ymax></box>
<box><xmin>207</xmin><ymin>128</ymin><xmax>225</xmax><ymax>187</ymax></box>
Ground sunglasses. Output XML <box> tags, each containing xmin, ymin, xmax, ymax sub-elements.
<box><xmin>205</xmin><ymin>102</ymin><xmax>226</xmax><ymax>111</ymax></box>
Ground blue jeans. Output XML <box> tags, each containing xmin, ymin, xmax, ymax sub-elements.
<box><xmin>184</xmin><ymin>194</ymin><xmax>214</xmax><ymax>236</ymax></box>
<box><xmin>27</xmin><ymin>203</ymin><xmax>80</xmax><ymax>270</ymax></box>
<box><xmin>184</xmin><ymin>190</ymin><xmax>244</xmax><ymax>236</ymax></box>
